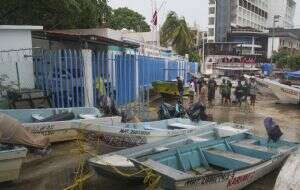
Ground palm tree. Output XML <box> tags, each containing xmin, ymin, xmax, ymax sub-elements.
<box><xmin>160</xmin><ymin>11</ymin><xmax>194</xmax><ymax>56</ymax></box>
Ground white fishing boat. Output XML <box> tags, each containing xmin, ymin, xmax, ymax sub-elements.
<box><xmin>253</xmin><ymin>77</ymin><xmax>300</xmax><ymax>104</ymax></box>
<box><xmin>88</xmin><ymin>122</ymin><xmax>249</xmax><ymax>181</ymax></box>
<box><xmin>0</xmin><ymin>145</ymin><xmax>27</xmax><ymax>182</ymax></box>
<box><xmin>274</xmin><ymin>150</ymin><xmax>300</xmax><ymax>190</ymax></box>
<box><xmin>0</xmin><ymin>107</ymin><xmax>122</xmax><ymax>143</ymax></box>
<box><xmin>132</xmin><ymin>133</ymin><xmax>298</xmax><ymax>190</ymax></box>
<box><xmin>79</xmin><ymin>119</ymin><xmax>217</xmax><ymax>148</ymax></box>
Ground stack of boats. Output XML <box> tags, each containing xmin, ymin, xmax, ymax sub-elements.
<box><xmin>0</xmin><ymin>106</ymin><xmax>298</xmax><ymax>190</ymax></box>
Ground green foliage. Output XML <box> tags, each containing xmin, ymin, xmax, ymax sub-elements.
<box><xmin>160</xmin><ymin>11</ymin><xmax>194</xmax><ymax>57</ymax></box>
<box><xmin>272</xmin><ymin>49</ymin><xmax>300</xmax><ymax>70</ymax></box>
<box><xmin>108</xmin><ymin>8</ymin><xmax>150</xmax><ymax>32</ymax></box>
<box><xmin>188</xmin><ymin>51</ymin><xmax>201</xmax><ymax>62</ymax></box>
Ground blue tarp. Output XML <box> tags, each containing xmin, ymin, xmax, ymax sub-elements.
<box><xmin>286</xmin><ymin>71</ymin><xmax>300</xmax><ymax>78</ymax></box>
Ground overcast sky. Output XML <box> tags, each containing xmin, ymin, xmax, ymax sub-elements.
<box><xmin>108</xmin><ymin>0</ymin><xmax>300</xmax><ymax>30</ymax></box>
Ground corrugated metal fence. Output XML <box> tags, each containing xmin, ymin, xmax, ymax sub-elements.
<box><xmin>0</xmin><ymin>48</ymin><xmax>199</xmax><ymax>108</ymax></box>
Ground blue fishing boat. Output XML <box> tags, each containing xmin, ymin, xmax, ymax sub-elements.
<box><xmin>88</xmin><ymin>123</ymin><xmax>249</xmax><ymax>181</ymax></box>
<box><xmin>131</xmin><ymin>133</ymin><xmax>298</xmax><ymax>190</ymax></box>
<box><xmin>0</xmin><ymin>107</ymin><xmax>122</xmax><ymax>143</ymax></box>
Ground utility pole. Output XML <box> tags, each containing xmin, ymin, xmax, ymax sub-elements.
<box><xmin>271</xmin><ymin>15</ymin><xmax>280</xmax><ymax>64</ymax></box>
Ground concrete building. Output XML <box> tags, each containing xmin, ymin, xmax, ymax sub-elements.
<box><xmin>268</xmin><ymin>28</ymin><xmax>300</xmax><ymax>58</ymax></box>
<box><xmin>208</xmin><ymin>0</ymin><xmax>269</xmax><ymax>42</ymax></box>
<box><xmin>0</xmin><ymin>25</ymin><xmax>43</xmax><ymax>89</ymax></box>
<box><xmin>267</xmin><ymin>0</ymin><xmax>296</xmax><ymax>29</ymax></box>
<box><xmin>208</xmin><ymin>0</ymin><xmax>296</xmax><ymax>42</ymax></box>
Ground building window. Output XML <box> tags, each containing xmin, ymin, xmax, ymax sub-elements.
<box><xmin>209</xmin><ymin>0</ymin><xmax>215</xmax><ymax>4</ymax></box>
<box><xmin>208</xmin><ymin>17</ymin><xmax>215</xmax><ymax>25</ymax></box>
<box><xmin>208</xmin><ymin>28</ymin><xmax>214</xmax><ymax>36</ymax></box>
<box><xmin>209</xmin><ymin>7</ymin><xmax>215</xmax><ymax>14</ymax></box>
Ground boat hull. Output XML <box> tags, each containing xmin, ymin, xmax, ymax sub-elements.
<box><xmin>152</xmin><ymin>81</ymin><xmax>189</xmax><ymax>96</ymax></box>
<box><xmin>23</xmin><ymin>116</ymin><xmax>122</xmax><ymax>143</ymax></box>
<box><xmin>0</xmin><ymin>147</ymin><xmax>27</xmax><ymax>182</ymax></box>
<box><xmin>173</xmin><ymin>153</ymin><xmax>290</xmax><ymax>190</ymax></box>
<box><xmin>255</xmin><ymin>78</ymin><xmax>300</xmax><ymax>104</ymax></box>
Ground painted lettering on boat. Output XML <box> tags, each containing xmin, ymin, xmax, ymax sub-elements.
<box><xmin>185</xmin><ymin>172</ymin><xmax>232</xmax><ymax>186</ymax></box>
<box><xmin>119</xmin><ymin>129</ymin><xmax>151</xmax><ymax>136</ymax></box>
<box><xmin>227</xmin><ymin>171</ymin><xmax>255</xmax><ymax>187</ymax></box>
<box><xmin>167</xmin><ymin>129</ymin><xmax>194</xmax><ymax>136</ymax></box>
<box><xmin>280</xmin><ymin>88</ymin><xmax>297</xmax><ymax>96</ymax></box>
<box><xmin>30</xmin><ymin>125</ymin><xmax>55</xmax><ymax>136</ymax></box>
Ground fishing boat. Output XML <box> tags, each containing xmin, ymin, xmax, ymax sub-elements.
<box><xmin>0</xmin><ymin>107</ymin><xmax>122</xmax><ymax>143</ymax></box>
<box><xmin>131</xmin><ymin>133</ymin><xmax>298</xmax><ymax>190</ymax></box>
<box><xmin>88</xmin><ymin>123</ymin><xmax>249</xmax><ymax>181</ymax></box>
<box><xmin>253</xmin><ymin>77</ymin><xmax>300</xmax><ymax>104</ymax></box>
<box><xmin>80</xmin><ymin>119</ymin><xmax>217</xmax><ymax>148</ymax></box>
<box><xmin>0</xmin><ymin>144</ymin><xmax>27</xmax><ymax>182</ymax></box>
<box><xmin>274</xmin><ymin>150</ymin><xmax>300</xmax><ymax>190</ymax></box>
<box><xmin>152</xmin><ymin>81</ymin><xmax>189</xmax><ymax>97</ymax></box>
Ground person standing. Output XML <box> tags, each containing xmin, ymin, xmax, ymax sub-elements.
<box><xmin>197</xmin><ymin>77</ymin><xmax>205</xmax><ymax>95</ymax></box>
<box><xmin>235</xmin><ymin>80</ymin><xmax>243</xmax><ymax>106</ymax></box>
<box><xmin>176</xmin><ymin>76</ymin><xmax>184</xmax><ymax>103</ymax></box>
<box><xmin>219</xmin><ymin>79</ymin><xmax>227</xmax><ymax>105</ymax></box>
<box><xmin>226</xmin><ymin>80</ymin><xmax>232</xmax><ymax>105</ymax></box>
<box><xmin>207</xmin><ymin>77</ymin><xmax>217</xmax><ymax>107</ymax></box>
<box><xmin>189</xmin><ymin>80</ymin><xmax>195</xmax><ymax>104</ymax></box>
<box><xmin>249</xmin><ymin>78</ymin><xmax>257</xmax><ymax>107</ymax></box>
<box><xmin>199</xmin><ymin>81</ymin><xmax>208</xmax><ymax>106</ymax></box>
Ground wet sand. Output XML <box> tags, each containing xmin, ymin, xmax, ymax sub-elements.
<box><xmin>1</xmin><ymin>94</ymin><xmax>299</xmax><ymax>190</ymax></box>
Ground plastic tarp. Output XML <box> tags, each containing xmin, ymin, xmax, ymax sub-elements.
<box><xmin>0</xmin><ymin>114</ymin><xmax>49</xmax><ymax>148</ymax></box>
<box><xmin>285</xmin><ymin>71</ymin><xmax>300</xmax><ymax>78</ymax></box>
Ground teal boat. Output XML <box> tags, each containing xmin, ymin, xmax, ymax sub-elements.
<box><xmin>132</xmin><ymin>133</ymin><xmax>298</xmax><ymax>190</ymax></box>
<box><xmin>88</xmin><ymin>123</ymin><xmax>249</xmax><ymax>181</ymax></box>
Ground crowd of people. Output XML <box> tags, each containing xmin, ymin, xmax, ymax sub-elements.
<box><xmin>176</xmin><ymin>75</ymin><xmax>257</xmax><ymax>109</ymax></box>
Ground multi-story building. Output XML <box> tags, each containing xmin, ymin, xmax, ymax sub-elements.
<box><xmin>208</xmin><ymin>0</ymin><xmax>269</xmax><ymax>42</ymax></box>
<box><xmin>208</xmin><ymin>0</ymin><xmax>296</xmax><ymax>42</ymax></box>
<box><xmin>267</xmin><ymin>0</ymin><xmax>296</xmax><ymax>29</ymax></box>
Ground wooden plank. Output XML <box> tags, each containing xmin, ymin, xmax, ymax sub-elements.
<box><xmin>205</xmin><ymin>149</ymin><xmax>261</xmax><ymax>165</ymax></box>
<box><xmin>142</xmin><ymin>159</ymin><xmax>193</xmax><ymax>180</ymax></box>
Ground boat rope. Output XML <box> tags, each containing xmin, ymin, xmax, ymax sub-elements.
<box><xmin>64</xmin><ymin>130</ymin><xmax>161</xmax><ymax>190</ymax></box>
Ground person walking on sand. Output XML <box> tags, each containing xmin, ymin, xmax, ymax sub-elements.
<box><xmin>189</xmin><ymin>79</ymin><xmax>195</xmax><ymax>104</ymax></box>
<box><xmin>226</xmin><ymin>80</ymin><xmax>232</xmax><ymax>105</ymax></box>
<box><xmin>249</xmin><ymin>78</ymin><xmax>257</xmax><ymax>107</ymax></box>
<box><xmin>199</xmin><ymin>81</ymin><xmax>208</xmax><ymax>106</ymax></box>
<box><xmin>177</xmin><ymin>76</ymin><xmax>184</xmax><ymax>103</ymax></box>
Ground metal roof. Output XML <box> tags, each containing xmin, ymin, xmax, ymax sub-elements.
<box><xmin>0</xmin><ymin>25</ymin><xmax>43</xmax><ymax>30</ymax></box>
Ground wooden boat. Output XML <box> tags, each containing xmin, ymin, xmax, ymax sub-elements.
<box><xmin>132</xmin><ymin>133</ymin><xmax>298</xmax><ymax>190</ymax></box>
<box><xmin>80</xmin><ymin>119</ymin><xmax>218</xmax><ymax>148</ymax></box>
<box><xmin>0</xmin><ymin>145</ymin><xmax>27</xmax><ymax>182</ymax></box>
<box><xmin>88</xmin><ymin>123</ymin><xmax>249</xmax><ymax>181</ymax></box>
<box><xmin>274</xmin><ymin>150</ymin><xmax>300</xmax><ymax>190</ymax></box>
<box><xmin>0</xmin><ymin>107</ymin><xmax>122</xmax><ymax>143</ymax></box>
<box><xmin>152</xmin><ymin>81</ymin><xmax>189</xmax><ymax>96</ymax></box>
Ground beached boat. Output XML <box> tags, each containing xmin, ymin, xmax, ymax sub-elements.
<box><xmin>274</xmin><ymin>150</ymin><xmax>300</xmax><ymax>190</ymax></box>
<box><xmin>152</xmin><ymin>81</ymin><xmax>189</xmax><ymax>96</ymax></box>
<box><xmin>88</xmin><ymin>123</ymin><xmax>249</xmax><ymax>181</ymax></box>
<box><xmin>251</xmin><ymin>77</ymin><xmax>300</xmax><ymax>104</ymax></box>
<box><xmin>131</xmin><ymin>133</ymin><xmax>298</xmax><ymax>190</ymax></box>
<box><xmin>0</xmin><ymin>107</ymin><xmax>122</xmax><ymax>143</ymax></box>
<box><xmin>0</xmin><ymin>145</ymin><xmax>27</xmax><ymax>182</ymax></box>
<box><xmin>80</xmin><ymin>119</ymin><xmax>217</xmax><ymax>148</ymax></box>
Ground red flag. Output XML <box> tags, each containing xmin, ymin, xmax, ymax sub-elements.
<box><xmin>151</xmin><ymin>10</ymin><xmax>158</xmax><ymax>26</ymax></box>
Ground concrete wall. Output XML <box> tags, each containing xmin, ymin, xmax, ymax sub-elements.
<box><xmin>0</xmin><ymin>29</ymin><xmax>35</xmax><ymax>89</ymax></box>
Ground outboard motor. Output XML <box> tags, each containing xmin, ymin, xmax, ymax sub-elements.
<box><xmin>264</xmin><ymin>117</ymin><xmax>283</xmax><ymax>142</ymax></box>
